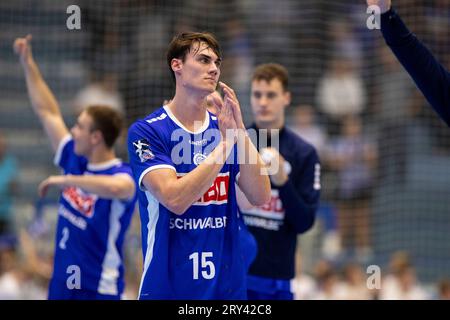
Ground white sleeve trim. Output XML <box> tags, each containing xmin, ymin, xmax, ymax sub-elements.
<box><xmin>235</xmin><ymin>172</ymin><xmax>241</xmax><ymax>185</ymax></box>
<box><xmin>138</xmin><ymin>164</ymin><xmax>177</xmax><ymax>191</ymax></box>
<box><xmin>53</xmin><ymin>134</ymin><xmax>72</xmax><ymax>167</ymax></box>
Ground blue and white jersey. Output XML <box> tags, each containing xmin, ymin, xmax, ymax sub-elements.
<box><xmin>51</xmin><ymin>135</ymin><xmax>136</xmax><ymax>297</ymax></box>
<box><xmin>128</xmin><ymin>106</ymin><xmax>246</xmax><ymax>300</ymax></box>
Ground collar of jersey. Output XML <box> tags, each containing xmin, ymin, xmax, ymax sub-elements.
<box><xmin>163</xmin><ymin>105</ymin><xmax>210</xmax><ymax>134</ymax></box>
<box><xmin>87</xmin><ymin>158</ymin><xmax>122</xmax><ymax>171</ymax></box>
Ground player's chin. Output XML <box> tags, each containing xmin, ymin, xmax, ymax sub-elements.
<box><xmin>256</xmin><ymin>114</ymin><xmax>273</xmax><ymax>124</ymax></box>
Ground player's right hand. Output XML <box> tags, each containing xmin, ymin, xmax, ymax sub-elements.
<box><xmin>13</xmin><ymin>34</ymin><xmax>33</xmax><ymax>66</ymax></box>
<box><xmin>366</xmin><ymin>0</ymin><xmax>391</xmax><ymax>14</ymax></box>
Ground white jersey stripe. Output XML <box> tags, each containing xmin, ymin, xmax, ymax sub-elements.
<box><xmin>138</xmin><ymin>191</ymin><xmax>160</xmax><ymax>297</ymax></box>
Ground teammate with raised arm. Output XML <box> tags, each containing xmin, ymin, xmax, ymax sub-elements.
<box><xmin>127</xmin><ymin>32</ymin><xmax>270</xmax><ymax>299</ymax></box>
<box><xmin>368</xmin><ymin>0</ymin><xmax>450</xmax><ymax>125</ymax></box>
<box><xmin>14</xmin><ymin>35</ymin><xmax>137</xmax><ymax>300</ymax></box>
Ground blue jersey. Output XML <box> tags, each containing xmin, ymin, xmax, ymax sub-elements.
<box><xmin>49</xmin><ymin>135</ymin><xmax>136</xmax><ymax>298</ymax></box>
<box><xmin>127</xmin><ymin>106</ymin><xmax>247</xmax><ymax>300</ymax></box>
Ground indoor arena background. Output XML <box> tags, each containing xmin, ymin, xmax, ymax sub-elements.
<box><xmin>1</xmin><ymin>0</ymin><xmax>450</xmax><ymax>299</ymax></box>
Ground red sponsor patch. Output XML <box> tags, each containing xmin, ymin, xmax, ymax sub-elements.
<box><xmin>177</xmin><ymin>173</ymin><xmax>230</xmax><ymax>205</ymax></box>
<box><xmin>62</xmin><ymin>186</ymin><xmax>98</xmax><ymax>218</ymax></box>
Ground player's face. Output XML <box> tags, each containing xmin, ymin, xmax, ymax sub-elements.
<box><xmin>251</xmin><ymin>79</ymin><xmax>291</xmax><ymax>129</ymax></box>
<box><xmin>178</xmin><ymin>42</ymin><xmax>221</xmax><ymax>94</ymax></box>
<box><xmin>71</xmin><ymin>111</ymin><xmax>96</xmax><ymax>157</ymax></box>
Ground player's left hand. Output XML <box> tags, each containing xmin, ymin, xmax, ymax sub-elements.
<box><xmin>260</xmin><ymin>147</ymin><xmax>289</xmax><ymax>186</ymax></box>
<box><xmin>38</xmin><ymin>175</ymin><xmax>66</xmax><ymax>197</ymax></box>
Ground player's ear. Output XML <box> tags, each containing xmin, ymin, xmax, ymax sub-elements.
<box><xmin>91</xmin><ymin>129</ymin><xmax>103</xmax><ymax>146</ymax></box>
<box><xmin>284</xmin><ymin>90</ymin><xmax>291</xmax><ymax>108</ymax></box>
<box><xmin>171</xmin><ymin>58</ymin><xmax>182</xmax><ymax>73</ymax></box>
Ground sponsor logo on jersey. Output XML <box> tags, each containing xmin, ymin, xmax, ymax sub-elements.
<box><xmin>242</xmin><ymin>189</ymin><xmax>285</xmax><ymax>230</ymax></box>
<box><xmin>58</xmin><ymin>204</ymin><xmax>87</xmax><ymax>230</ymax></box>
<box><xmin>62</xmin><ymin>186</ymin><xmax>98</xmax><ymax>218</ymax></box>
<box><xmin>169</xmin><ymin>216</ymin><xmax>227</xmax><ymax>230</ymax></box>
<box><xmin>146</xmin><ymin>113</ymin><xmax>167</xmax><ymax>124</ymax></box>
<box><xmin>133</xmin><ymin>139</ymin><xmax>155</xmax><ymax>162</ymax></box>
<box><xmin>176</xmin><ymin>172</ymin><xmax>230</xmax><ymax>205</ymax></box>
<box><xmin>189</xmin><ymin>139</ymin><xmax>208</xmax><ymax>146</ymax></box>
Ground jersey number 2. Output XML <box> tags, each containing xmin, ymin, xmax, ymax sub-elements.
<box><xmin>189</xmin><ymin>252</ymin><xmax>215</xmax><ymax>280</ymax></box>
<box><xmin>59</xmin><ymin>227</ymin><xmax>69</xmax><ymax>250</ymax></box>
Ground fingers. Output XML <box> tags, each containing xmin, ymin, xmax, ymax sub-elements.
<box><xmin>219</xmin><ymin>81</ymin><xmax>238</xmax><ymax>102</ymax></box>
<box><xmin>13</xmin><ymin>34</ymin><xmax>32</xmax><ymax>56</ymax></box>
<box><xmin>210</xmin><ymin>92</ymin><xmax>224</xmax><ymax>112</ymax></box>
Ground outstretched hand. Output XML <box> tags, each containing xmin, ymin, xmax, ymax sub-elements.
<box><xmin>13</xmin><ymin>34</ymin><xmax>33</xmax><ymax>66</ymax></box>
<box><xmin>38</xmin><ymin>175</ymin><xmax>65</xmax><ymax>198</ymax></box>
<box><xmin>366</xmin><ymin>0</ymin><xmax>391</xmax><ymax>14</ymax></box>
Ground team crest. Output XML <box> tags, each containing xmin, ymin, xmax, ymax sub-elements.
<box><xmin>193</xmin><ymin>152</ymin><xmax>207</xmax><ymax>166</ymax></box>
<box><xmin>133</xmin><ymin>139</ymin><xmax>155</xmax><ymax>162</ymax></box>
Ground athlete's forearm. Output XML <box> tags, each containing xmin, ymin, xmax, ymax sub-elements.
<box><xmin>22</xmin><ymin>57</ymin><xmax>69</xmax><ymax>151</ymax></box>
<box><xmin>152</xmin><ymin>140</ymin><xmax>235</xmax><ymax>215</ymax></box>
<box><xmin>23</xmin><ymin>58</ymin><xmax>63</xmax><ymax>120</ymax></box>
<box><xmin>237</xmin><ymin>131</ymin><xmax>271</xmax><ymax>206</ymax></box>
<box><xmin>63</xmin><ymin>174</ymin><xmax>135</xmax><ymax>200</ymax></box>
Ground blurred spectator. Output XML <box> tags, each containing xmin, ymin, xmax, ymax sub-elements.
<box><xmin>221</xmin><ymin>17</ymin><xmax>254</xmax><ymax>119</ymax></box>
<box><xmin>327</xmin><ymin>19</ymin><xmax>363</xmax><ymax>69</ymax></box>
<box><xmin>373</xmin><ymin>45</ymin><xmax>419</xmax><ymax>184</ymax></box>
<box><xmin>316</xmin><ymin>57</ymin><xmax>366</xmax><ymax>136</ymax></box>
<box><xmin>291</xmin><ymin>250</ymin><xmax>318</xmax><ymax>300</ymax></box>
<box><xmin>437</xmin><ymin>279</ymin><xmax>450</xmax><ymax>300</ymax></box>
<box><xmin>73</xmin><ymin>72</ymin><xmax>125</xmax><ymax>114</ymax></box>
<box><xmin>311</xmin><ymin>259</ymin><xmax>343</xmax><ymax>299</ymax></box>
<box><xmin>289</xmin><ymin>105</ymin><xmax>328</xmax><ymax>156</ymax></box>
<box><xmin>339</xmin><ymin>263</ymin><xmax>373</xmax><ymax>300</ymax></box>
<box><xmin>325</xmin><ymin>116</ymin><xmax>378</xmax><ymax>263</ymax></box>
<box><xmin>380</xmin><ymin>251</ymin><xmax>429</xmax><ymax>300</ymax></box>
<box><xmin>0</xmin><ymin>132</ymin><xmax>18</xmax><ymax>237</ymax></box>
<box><xmin>0</xmin><ymin>234</ymin><xmax>48</xmax><ymax>300</ymax></box>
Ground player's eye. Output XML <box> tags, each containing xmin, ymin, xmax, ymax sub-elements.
<box><xmin>267</xmin><ymin>92</ymin><xmax>277</xmax><ymax>99</ymax></box>
<box><xmin>253</xmin><ymin>92</ymin><xmax>261</xmax><ymax>99</ymax></box>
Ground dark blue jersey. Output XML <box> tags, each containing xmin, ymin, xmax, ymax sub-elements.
<box><xmin>127</xmin><ymin>106</ymin><xmax>247</xmax><ymax>300</ymax></box>
<box><xmin>50</xmin><ymin>136</ymin><xmax>136</xmax><ymax>298</ymax></box>
<box><xmin>381</xmin><ymin>8</ymin><xmax>450</xmax><ymax>126</ymax></box>
<box><xmin>241</xmin><ymin>125</ymin><xmax>321</xmax><ymax>281</ymax></box>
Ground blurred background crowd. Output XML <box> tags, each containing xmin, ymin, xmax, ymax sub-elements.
<box><xmin>1</xmin><ymin>0</ymin><xmax>450</xmax><ymax>299</ymax></box>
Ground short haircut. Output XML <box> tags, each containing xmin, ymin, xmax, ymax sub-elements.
<box><xmin>166</xmin><ymin>32</ymin><xmax>222</xmax><ymax>83</ymax></box>
<box><xmin>85</xmin><ymin>105</ymin><xmax>124</xmax><ymax>149</ymax></box>
<box><xmin>252</xmin><ymin>63</ymin><xmax>289</xmax><ymax>91</ymax></box>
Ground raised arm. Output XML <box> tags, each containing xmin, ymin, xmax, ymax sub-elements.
<box><xmin>14</xmin><ymin>35</ymin><xmax>69</xmax><ymax>152</ymax></box>
<box><xmin>368</xmin><ymin>0</ymin><xmax>450</xmax><ymax>126</ymax></box>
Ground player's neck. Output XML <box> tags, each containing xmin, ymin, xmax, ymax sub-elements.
<box><xmin>168</xmin><ymin>91</ymin><xmax>207</xmax><ymax>132</ymax></box>
<box><xmin>256</xmin><ymin>117</ymin><xmax>285</xmax><ymax>132</ymax></box>
<box><xmin>88</xmin><ymin>146</ymin><xmax>116</xmax><ymax>164</ymax></box>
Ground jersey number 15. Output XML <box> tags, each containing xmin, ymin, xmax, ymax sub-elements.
<box><xmin>189</xmin><ymin>252</ymin><xmax>215</xmax><ymax>280</ymax></box>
